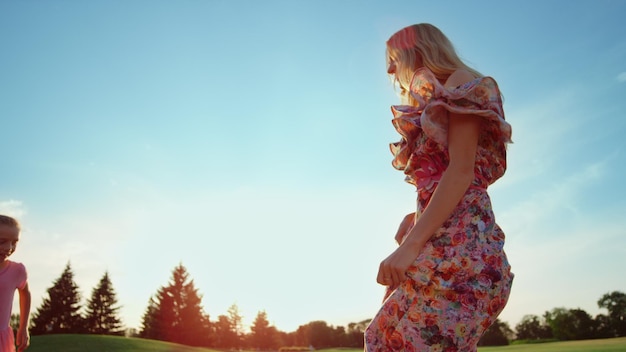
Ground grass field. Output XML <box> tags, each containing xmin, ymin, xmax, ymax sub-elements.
<box><xmin>322</xmin><ymin>337</ymin><xmax>626</xmax><ymax>352</ymax></box>
<box><xmin>27</xmin><ymin>335</ymin><xmax>626</xmax><ymax>352</ymax></box>
<box><xmin>477</xmin><ymin>337</ymin><xmax>626</xmax><ymax>352</ymax></box>
<box><xmin>28</xmin><ymin>334</ymin><xmax>220</xmax><ymax>352</ymax></box>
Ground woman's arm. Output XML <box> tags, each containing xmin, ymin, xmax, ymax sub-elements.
<box><xmin>16</xmin><ymin>282</ymin><xmax>31</xmax><ymax>352</ymax></box>
<box><xmin>395</xmin><ymin>212</ymin><xmax>416</xmax><ymax>245</ymax></box>
<box><xmin>402</xmin><ymin>112</ymin><xmax>480</xmax><ymax>248</ymax></box>
<box><xmin>377</xmin><ymin>102</ymin><xmax>481</xmax><ymax>287</ymax></box>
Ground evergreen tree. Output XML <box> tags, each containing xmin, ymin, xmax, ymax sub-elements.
<box><xmin>177</xmin><ymin>275</ymin><xmax>211</xmax><ymax>346</ymax></box>
<box><xmin>139</xmin><ymin>296</ymin><xmax>161</xmax><ymax>340</ymax></box>
<box><xmin>250</xmin><ymin>310</ymin><xmax>279</xmax><ymax>350</ymax></box>
<box><xmin>139</xmin><ymin>263</ymin><xmax>210</xmax><ymax>346</ymax></box>
<box><xmin>227</xmin><ymin>303</ymin><xmax>244</xmax><ymax>349</ymax></box>
<box><xmin>214</xmin><ymin>314</ymin><xmax>238</xmax><ymax>349</ymax></box>
<box><xmin>84</xmin><ymin>271</ymin><xmax>123</xmax><ymax>335</ymax></box>
<box><xmin>30</xmin><ymin>262</ymin><xmax>84</xmax><ymax>334</ymax></box>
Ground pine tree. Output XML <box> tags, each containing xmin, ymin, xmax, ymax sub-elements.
<box><xmin>214</xmin><ymin>314</ymin><xmax>238</xmax><ymax>349</ymax></box>
<box><xmin>84</xmin><ymin>271</ymin><xmax>123</xmax><ymax>335</ymax></box>
<box><xmin>30</xmin><ymin>262</ymin><xmax>84</xmax><ymax>334</ymax></box>
<box><xmin>139</xmin><ymin>296</ymin><xmax>161</xmax><ymax>340</ymax></box>
<box><xmin>227</xmin><ymin>303</ymin><xmax>244</xmax><ymax>349</ymax></box>
<box><xmin>140</xmin><ymin>263</ymin><xmax>210</xmax><ymax>346</ymax></box>
<box><xmin>250</xmin><ymin>310</ymin><xmax>279</xmax><ymax>350</ymax></box>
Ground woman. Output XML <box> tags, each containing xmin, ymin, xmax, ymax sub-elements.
<box><xmin>364</xmin><ymin>23</ymin><xmax>514</xmax><ymax>351</ymax></box>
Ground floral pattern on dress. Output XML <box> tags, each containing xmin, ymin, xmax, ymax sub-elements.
<box><xmin>365</xmin><ymin>68</ymin><xmax>514</xmax><ymax>352</ymax></box>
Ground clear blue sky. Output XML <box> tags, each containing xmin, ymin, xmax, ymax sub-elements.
<box><xmin>1</xmin><ymin>0</ymin><xmax>625</xmax><ymax>333</ymax></box>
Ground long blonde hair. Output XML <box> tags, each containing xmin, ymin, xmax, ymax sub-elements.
<box><xmin>387</xmin><ymin>23</ymin><xmax>481</xmax><ymax>104</ymax></box>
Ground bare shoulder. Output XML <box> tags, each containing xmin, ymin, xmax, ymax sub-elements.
<box><xmin>444</xmin><ymin>69</ymin><xmax>478</xmax><ymax>89</ymax></box>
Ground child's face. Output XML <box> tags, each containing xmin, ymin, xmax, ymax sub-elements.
<box><xmin>0</xmin><ymin>224</ymin><xmax>19</xmax><ymax>262</ymax></box>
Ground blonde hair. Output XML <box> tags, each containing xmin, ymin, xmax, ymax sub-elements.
<box><xmin>387</xmin><ymin>23</ymin><xmax>482</xmax><ymax>105</ymax></box>
<box><xmin>0</xmin><ymin>215</ymin><xmax>20</xmax><ymax>231</ymax></box>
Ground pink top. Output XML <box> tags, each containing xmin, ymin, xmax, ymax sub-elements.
<box><xmin>389</xmin><ymin>67</ymin><xmax>512</xmax><ymax>198</ymax></box>
<box><xmin>0</xmin><ymin>261</ymin><xmax>27</xmax><ymax>329</ymax></box>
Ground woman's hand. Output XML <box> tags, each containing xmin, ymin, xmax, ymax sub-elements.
<box><xmin>16</xmin><ymin>326</ymin><xmax>30</xmax><ymax>351</ymax></box>
<box><xmin>376</xmin><ymin>241</ymin><xmax>423</xmax><ymax>289</ymax></box>
<box><xmin>394</xmin><ymin>212</ymin><xmax>416</xmax><ymax>245</ymax></box>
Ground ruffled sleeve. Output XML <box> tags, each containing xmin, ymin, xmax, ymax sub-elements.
<box><xmin>409</xmin><ymin>68</ymin><xmax>512</xmax><ymax>147</ymax></box>
<box><xmin>390</xmin><ymin>68</ymin><xmax>512</xmax><ymax>189</ymax></box>
<box><xmin>389</xmin><ymin>104</ymin><xmax>422</xmax><ymax>173</ymax></box>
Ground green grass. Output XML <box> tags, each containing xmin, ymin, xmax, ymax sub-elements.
<box><xmin>477</xmin><ymin>337</ymin><xmax>626</xmax><ymax>352</ymax></box>
<box><xmin>28</xmin><ymin>334</ymin><xmax>221</xmax><ymax>352</ymax></box>
<box><xmin>320</xmin><ymin>337</ymin><xmax>626</xmax><ymax>352</ymax></box>
<box><xmin>26</xmin><ymin>335</ymin><xmax>626</xmax><ymax>352</ymax></box>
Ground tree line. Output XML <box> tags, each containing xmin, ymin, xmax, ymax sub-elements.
<box><xmin>27</xmin><ymin>263</ymin><xmax>123</xmax><ymax>335</ymax></box>
<box><xmin>470</xmin><ymin>291</ymin><xmax>626</xmax><ymax>346</ymax></box>
<box><xmin>18</xmin><ymin>262</ymin><xmax>626</xmax><ymax>349</ymax></box>
<box><xmin>20</xmin><ymin>262</ymin><xmax>368</xmax><ymax>349</ymax></box>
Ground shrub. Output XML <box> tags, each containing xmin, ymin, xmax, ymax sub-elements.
<box><xmin>511</xmin><ymin>338</ymin><xmax>560</xmax><ymax>345</ymax></box>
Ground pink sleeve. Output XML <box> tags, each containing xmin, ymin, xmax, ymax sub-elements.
<box><xmin>408</xmin><ymin>68</ymin><xmax>512</xmax><ymax>147</ymax></box>
<box><xmin>16</xmin><ymin>262</ymin><xmax>27</xmax><ymax>290</ymax></box>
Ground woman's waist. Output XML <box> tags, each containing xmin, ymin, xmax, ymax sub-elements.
<box><xmin>416</xmin><ymin>182</ymin><xmax>490</xmax><ymax>211</ymax></box>
<box><xmin>406</xmin><ymin>244</ymin><xmax>513</xmax><ymax>288</ymax></box>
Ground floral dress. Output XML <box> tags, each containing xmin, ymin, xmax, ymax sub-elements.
<box><xmin>364</xmin><ymin>68</ymin><xmax>514</xmax><ymax>352</ymax></box>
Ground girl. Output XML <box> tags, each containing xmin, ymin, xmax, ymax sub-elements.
<box><xmin>0</xmin><ymin>215</ymin><xmax>31</xmax><ymax>352</ymax></box>
<box><xmin>364</xmin><ymin>24</ymin><xmax>514</xmax><ymax>351</ymax></box>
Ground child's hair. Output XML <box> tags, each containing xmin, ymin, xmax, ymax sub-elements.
<box><xmin>0</xmin><ymin>215</ymin><xmax>20</xmax><ymax>231</ymax></box>
<box><xmin>386</xmin><ymin>23</ymin><xmax>482</xmax><ymax>105</ymax></box>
